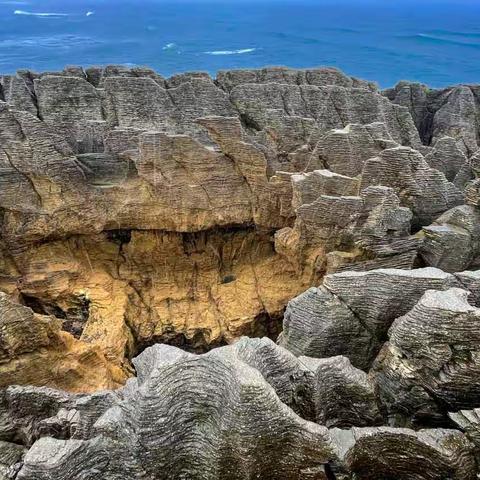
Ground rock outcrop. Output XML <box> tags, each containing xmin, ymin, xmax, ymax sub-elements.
<box><xmin>278</xmin><ymin>267</ymin><xmax>459</xmax><ymax>369</ymax></box>
<box><xmin>1</xmin><ymin>341</ymin><xmax>478</xmax><ymax>480</ymax></box>
<box><xmin>372</xmin><ymin>288</ymin><xmax>480</xmax><ymax>426</ymax></box>
<box><xmin>384</xmin><ymin>81</ymin><xmax>480</xmax><ymax>156</ymax></box>
<box><xmin>2</xmin><ymin>65</ymin><xmax>480</xmax><ymax>478</ymax></box>
<box><xmin>0</xmin><ymin>292</ymin><xmax>121</xmax><ymax>392</ymax></box>
<box><xmin>0</xmin><ymin>65</ymin><xmax>437</xmax><ymax>390</ymax></box>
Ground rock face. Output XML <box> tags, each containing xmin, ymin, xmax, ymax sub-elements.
<box><xmin>1</xmin><ymin>341</ymin><xmax>477</xmax><ymax>480</ymax></box>
<box><xmin>0</xmin><ymin>292</ymin><xmax>121</xmax><ymax>392</ymax></box>
<box><xmin>384</xmin><ymin>81</ymin><xmax>480</xmax><ymax>156</ymax></box>
<box><xmin>6</xmin><ymin>342</ymin><xmax>337</xmax><ymax>480</ymax></box>
<box><xmin>331</xmin><ymin>427</ymin><xmax>476</xmax><ymax>480</ymax></box>
<box><xmin>2</xmin><ymin>65</ymin><xmax>480</xmax><ymax>478</ymax></box>
<box><xmin>279</xmin><ymin>267</ymin><xmax>459</xmax><ymax>369</ymax></box>
<box><xmin>0</xmin><ymin>65</ymin><xmax>432</xmax><ymax>390</ymax></box>
<box><xmin>372</xmin><ymin>288</ymin><xmax>480</xmax><ymax>426</ymax></box>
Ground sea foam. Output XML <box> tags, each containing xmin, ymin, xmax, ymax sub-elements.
<box><xmin>14</xmin><ymin>10</ymin><xmax>69</xmax><ymax>17</ymax></box>
<box><xmin>204</xmin><ymin>48</ymin><xmax>256</xmax><ymax>55</ymax></box>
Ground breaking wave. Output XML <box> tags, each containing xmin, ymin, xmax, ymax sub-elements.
<box><xmin>14</xmin><ymin>9</ymin><xmax>69</xmax><ymax>17</ymax></box>
<box><xmin>204</xmin><ymin>48</ymin><xmax>256</xmax><ymax>55</ymax></box>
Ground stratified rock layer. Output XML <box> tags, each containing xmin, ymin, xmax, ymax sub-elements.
<box><xmin>2</xmin><ymin>65</ymin><xmax>480</xmax><ymax>478</ymax></box>
<box><xmin>0</xmin><ymin>65</ymin><xmax>438</xmax><ymax>390</ymax></box>
<box><xmin>279</xmin><ymin>267</ymin><xmax>459</xmax><ymax>369</ymax></box>
<box><xmin>372</xmin><ymin>288</ymin><xmax>480</xmax><ymax>426</ymax></box>
<box><xmin>1</xmin><ymin>341</ymin><xmax>477</xmax><ymax>480</ymax></box>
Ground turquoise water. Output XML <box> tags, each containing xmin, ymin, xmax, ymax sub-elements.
<box><xmin>1</xmin><ymin>0</ymin><xmax>480</xmax><ymax>87</ymax></box>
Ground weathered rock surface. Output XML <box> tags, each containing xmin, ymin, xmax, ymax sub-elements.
<box><xmin>2</xmin><ymin>65</ymin><xmax>480</xmax><ymax>478</ymax></box>
<box><xmin>450</xmin><ymin>408</ymin><xmax>480</xmax><ymax>449</ymax></box>
<box><xmin>299</xmin><ymin>355</ymin><xmax>382</xmax><ymax>428</ymax></box>
<box><xmin>0</xmin><ymin>292</ymin><xmax>121</xmax><ymax>392</ymax></box>
<box><xmin>360</xmin><ymin>146</ymin><xmax>464</xmax><ymax>226</ymax></box>
<box><xmin>421</xmin><ymin>205</ymin><xmax>480</xmax><ymax>272</ymax></box>
<box><xmin>279</xmin><ymin>267</ymin><xmax>459</xmax><ymax>369</ymax></box>
<box><xmin>0</xmin><ymin>441</ymin><xmax>26</xmax><ymax>480</ymax></box>
<box><xmin>372</xmin><ymin>288</ymin><xmax>480</xmax><ymax>426</ymax></box>
<box><xmin>1</xmin><ymin>342</ymin><xmax>477</xmax><ymax>480</ymax></box>
<box><xmin>12</xmin><ymin>343</ymin><xmax>337</xmax><ymax>480</ymax></box>
<box><xmin>384</xmin><ymin>81</ymin><xmax>480</xmax><ymax>155</ymax></box>
<box><xmin>0</xmin><ymin>65</ymin><xmax>443</xmax><ymax>390</ymax></box>
<box><xmin>424</xmin><ymin>136</ymin><xmax>471</xmax><ymax>185</ymax></box>
<box><xmin>331</xmin><ymin>427</ymin><xmax>477</xmax><ymax>480</ymax></box>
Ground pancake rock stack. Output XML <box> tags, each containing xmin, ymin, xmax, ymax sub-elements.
<box><xmin>1</xmin><ymin>65</ymin><xmax>480</xmax><ymax>478</ymax></box>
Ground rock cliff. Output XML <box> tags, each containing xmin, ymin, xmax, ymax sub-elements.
<box><xmin>2</xmin><ymin>65</ymin><xmax>480</xmax><ymax>478</ymax></box>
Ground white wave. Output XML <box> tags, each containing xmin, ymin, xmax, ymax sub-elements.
<box><xmin>162</xmin><ymin>42</ymin><xmax>176</xmax><ymax>50</ymax></box>
<box><xmin>86</xmin><ymin>11</ymin><xmax>94</xmax><ymax>17</ymax></box>
<box><xmin>14</xmin><ymin>9</ymin><xmax>68</xmax><ymax>17</ymax></box>
<box><xmin>204</xmin><ymin>48</ymin><xmax>256</xmax><ymax>55</ymax></box>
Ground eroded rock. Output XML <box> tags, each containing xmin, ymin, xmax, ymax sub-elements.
<box><xmin>15</xmin><ymin>345</ymin><xmax>336</xmax><ymax>480</ymax></box>
<box><xmin>372</xmin><ymin>288</ymin><xmax>480</xmax><ymax>426</ymax></box>
<box><xmin>279</xmin><ymin>267</ymin><xmax>459</xmax><ymax>369</ymax></box>
<box><xmin>331</xmin><ymin>427</ymin><xmax>477</xmax><ymax>480</ymax></box>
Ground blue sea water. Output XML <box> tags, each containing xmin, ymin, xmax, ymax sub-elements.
<box><xmin>1</xmin><ymin>0</ymin><xmax>480</xmax><ymax>88</ymax></box>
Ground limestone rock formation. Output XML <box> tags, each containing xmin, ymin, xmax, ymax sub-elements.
<box><xmin>0</xmin><ymin>65</ymin><xmax>443</xmax><ymax>390</ymax></box>
<box><xmin>13</xmin><ymin>344</ymin><xmax>337</xmax><ymax>480</ymax></box>
<box><xmin>0</xmin><ymin>441</ymin><xmax>25</xmax><ymax>480</ymax></box>
<box><xmin>0</xmin><ymin>292</ymin><xmax>121</xmax><ymax>392</ymax></box>
<box><xmin>421</xmin><ymin>205</ymin><xmax>480</xmax><ymax>272</ymax></box>
<box><xmin>331</xmin><ymin>427</ymin><xmax>477</xmax><ymax>480</ymax></box>
<box><xmin>372</xmin><ymin>288</ymin><xmax>480</xmax><ymax>426</ymax></box>
<box><xmin>299</xmin><ymin>355</ymin><xmax>382</xmax><ymax>428</ymax></box>
<box><xmin>450</xmin><ymin>408</ymin><xmax>480</xmax><ymax>449</ymax></box>
<box><xmin>360</xmin><ymin>146</ymin><xmax>464</xmax><ymax>226</ymax></box>
<box><xmin>279</xmin><ymin>267</ymin><xmax>459</xmax><ymax>369</ymax></box>
<box><xmin>276</xmin><ymin>184</ymin><xmax>419</xmax><ymax>276</ymax></box>
<box><xmin>384</xmin><ymin>81</ymin><xmax>480</xmax><ymax>156</ymax></box>
<box><xmin>424</xmin><ymin>136</ymin><xmax>471</xmax><ymax>185</ymax></box>
<box><xmin>0</xmin><ymin>342</ymin><xmax>477</xmax><ymax>480</ymax></box>
<box><xmin>2</xmin><ymin>65</ymin><xmax>480</xmax><ymax>478</ymax></box>
<box><xmin>455</xmin><ymin>270</ymin><xmax>480</xmax><ymax>306</ymax></box>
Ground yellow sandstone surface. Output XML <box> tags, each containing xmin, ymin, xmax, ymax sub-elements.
<box><xmin>0</xmin><ymin>229</ymin><xmax>308</xmax><ymax>392</ymax></box>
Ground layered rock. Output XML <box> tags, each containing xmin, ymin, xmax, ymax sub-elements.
<box><xmin>2</xmin><ymin>342</ymin><xmax>477</xmax><ymax>480</ymax></box>
<box><xmin>1</xmin><ymin>65</ymin><xmax>447</xmax><ymax>390</ymax></box>
<box><xmin>331</xmin><ymin>427</ymin><xmax>476</xmax><ymax>480</ymax></box>
<box><xmin>384</xmin><ymin>81</ymin><xmax>480</xmax><ymax>155</ymax></box>
<box><xmin>372</xmin><ymin>288</ymin><xmax>480</xmax><ymax>426</ymax></box>
<box><xmin>279</xmin><ymin>267</ymin><xmax>459</xmax><ymax>369</ymax></box>
<box><xmin>421</xmin><ymin>205</ymin><xmax>480</xmax><ymax>272</ymax></box>
<box><xmin>11</xmin><ymin>343</ymin><xmax>337</xmax><ymax>480</ymax></box>
<box><xmin>299</xmin><ymin>355</ymin><xmax>382</xmax><ymax>428</ymax></box>
<box><xmin>2</xmin><ymin>64</ymin><xmax>480</xmax><ymax>478</ymax></box>
<box><xmin>0</xmin><ymin>292</ymin><xmax>121</xmax><ymax>392</ymax></box>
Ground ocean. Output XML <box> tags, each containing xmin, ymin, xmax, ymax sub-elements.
<box><xmin>1</xmin><ymin>0</ymin><xmax>480</xmax><ymax>88</ymax></box>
